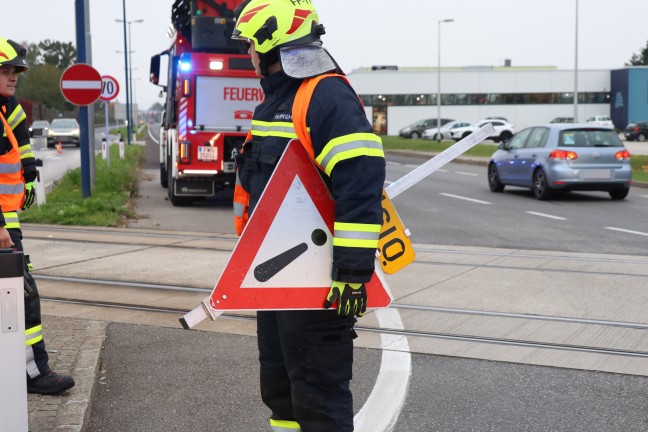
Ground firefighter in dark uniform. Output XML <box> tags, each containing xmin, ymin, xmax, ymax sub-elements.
<box><xmin>0</xmin><ymin>37</ymin><xmax>74</xmax><ymax>395</ymax></box>
<box><xmin>231</xmin><ymin>2</ymin><xmax>385</xmax><ymax>431</ymax></box>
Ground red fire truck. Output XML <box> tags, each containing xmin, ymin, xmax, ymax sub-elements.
<box><xmin>149</xmin><ymin>0</ymin><xmax>262</xmax><ymax>205</ymax></box>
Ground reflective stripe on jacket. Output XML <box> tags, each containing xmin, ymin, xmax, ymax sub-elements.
<box><xmin>0</xmin><ymin>109</ymin><xmax>24</xmax><ymax>225</ymax></box>
<box><xmin>292</xmin><ymin>74</ymin><xmax>384</xmax><ymax>262</ymax></box>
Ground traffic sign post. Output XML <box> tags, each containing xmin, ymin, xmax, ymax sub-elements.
<box><xmin>100</xmin><ymin>75</ymin><xmax>120</xmax><ymax>168</ymax></box>
<box><xmin>60</xmin><ymin>63</ymin><xmax>103</xmax><ymax>198</ymax></box>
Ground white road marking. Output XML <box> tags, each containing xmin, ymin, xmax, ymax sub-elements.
<box><xmin>641</xmin><ymin>195</ymin><xmax>648</xmax><ymax>199</ymax></box>
<box><xmin>455</xmin><ymin>171</ymin><xmax>478</xmax><ymax>176</ymax></box>
<box><xmin>605</xmin><ymin>227</ymin><xmax>648</xmax><ymax>237</ymax></box>
<box><xmin>525</xmin><ymin>211</ymin><xmax>567</xmax><ymax>221</ymax></box>
<box><xmin>440</xmin><ymin>193</ymin><xmax>491</xmax><ymax>205</ymax></box>
<box><xmin>384</xmin><ymin>180</ymin><xmax>394</xmax><ymax>186</ymax></box>
<box><xmin>354</xmin><ymin>308</ymin><xmax>411</xmax><ymax>432</ymax></box>
<box><xmin>148</xmin><ymin>126</ymin><xmax>159</xmax><ymax>144</ymax></box>
<box><xmin>405</xmin><ymin>164</ymin><xmax>418</xmax><ymax>168</ymax></box>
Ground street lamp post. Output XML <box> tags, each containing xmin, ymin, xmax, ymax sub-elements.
<box><xmin>116</xmin><ymin>16</ymin><xmax>143</xmax><ymax>144</ymax></box>
<box><xmin>573</xmin><ymin>0</ymin><xmax>579</xmax><ymax>122</ymax></box>
<box><xmin>437</xmin><ymin>18</ymin><xmax>454</xmax><ymax>142</ymax></box>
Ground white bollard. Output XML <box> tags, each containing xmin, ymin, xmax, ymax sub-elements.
<box><xmin>35</xmin><ymin>159</ymin><xmax>46</xmax><ymax>206</ymax></box>
<box><xmin>119</xmin><ymin>136</ymin><xmax>125</xmax><ymax>160</ymax></box>
<box><xmin>101</xmin><ymin>137</ymin><xmax>108</xmax><ymax>160</ymax></box>
<box><xmin>0</xmin><ymin>250</ymin><xmax>28</xmax><ymax>432</ymax></box>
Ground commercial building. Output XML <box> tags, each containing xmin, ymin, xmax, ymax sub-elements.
<box><xmin>346</xmin><ymin>65</ymin><xmax>648</xmax><ymax>135</ymax></box>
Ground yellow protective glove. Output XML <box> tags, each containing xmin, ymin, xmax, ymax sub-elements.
<box><xmin>324</xmin><ymin>281</ymin><xmax>367</xmax><ymax>317</ymax></box>
<box><xmin>23</xmin><ymin>181</ymin><xmax>36</xmax><ymax>209</ymax></box>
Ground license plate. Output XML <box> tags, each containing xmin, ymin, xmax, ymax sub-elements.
<box><xmin>580</xmin><ymin>169</ymin><xmax>612</xmax><ymax>180</ymax></box>
<box><xmin>198</xmin><ymin>146</ymin><xmax>217</xmax><ymax>161</ymax></box>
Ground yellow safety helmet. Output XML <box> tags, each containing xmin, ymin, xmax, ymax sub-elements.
<box><xmin>0</xmin><ymin>38</ymin><xmax>29</xmax><ymax>74</ymax></box>
<box><xmin>232</xmin><ymin>0</ymin><xmax>341</xmax><ymax>79</ymax></box>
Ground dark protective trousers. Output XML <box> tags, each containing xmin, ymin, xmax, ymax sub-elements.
<box><xmin>257</xmin><ymin>310</ymin><xmax>357</xmax><ymax>432</ymax></box>
<box><xmin>9</xmin><ymin>228</ymin><xmax>50</xmax><ymax>378</ymax></box>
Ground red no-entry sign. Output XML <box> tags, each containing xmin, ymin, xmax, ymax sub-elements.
<box><xmin>60</xmin><ymin>64</ymin><xmax>102</xmax><ymax>106</ymax></box>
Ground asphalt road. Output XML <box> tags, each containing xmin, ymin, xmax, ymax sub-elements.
<box><xmin>141</xmin><ymin>125</ymin><xmax>648</xmax><ymax>256</ymax></box>
<box><xmin>387</xmin><ymin>155</ymin><xmax>648</xmax><ymax>255</ymax></box>
<box><xmin>35</xmin><ymin>126</ymin><xmax>648</xmax><ymax>432</ymax></box>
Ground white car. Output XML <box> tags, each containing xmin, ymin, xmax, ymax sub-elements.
<box><xmin>586</xmin><ymin>115</ymin><xmax>615</xmax><ymax>129</ymax></box>
<box><xmin>450</xmin><ymin>119</ymin><xmax>516</xmax><ymax>143</ymax></box>
<box><xmin>423</xmin><ymin>120</ymin><xmax>474</xmax><ymax>140</ymax></box>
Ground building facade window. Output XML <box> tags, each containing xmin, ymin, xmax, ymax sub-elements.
<box><xmin>360</xmin><ymin>92</ymin><xmax>610</xmax><ymax>106</ymax></box>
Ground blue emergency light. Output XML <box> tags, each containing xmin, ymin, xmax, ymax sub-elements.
<box><xmin>178</xmin><ymin>53</ymin><xmax>192</xmax><ymax>72</ymax></box>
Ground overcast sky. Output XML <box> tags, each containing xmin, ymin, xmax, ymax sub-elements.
<box><xmin>5</xmin><ymin>0</ymin><xmax>648</xmax><ymax>110</ymax></box>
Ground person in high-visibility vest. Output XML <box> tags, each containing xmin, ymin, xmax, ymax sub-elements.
<box><xmin>231</xmin><ymin>2</ymin><xmax>385</xmax><ymax>431</ymax></box>
<box><xmin>0</xmin><ymin>37</ymin><xmax>75</xmax><ymax>395</ymax></box>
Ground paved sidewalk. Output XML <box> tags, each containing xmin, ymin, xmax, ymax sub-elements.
<box><xmin>27</xmin><ymin>316</ymin><xmax>105</xmax><ymax>432</ymax></box>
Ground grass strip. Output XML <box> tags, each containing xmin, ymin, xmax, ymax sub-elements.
<box><xmin>21</xmin><ymin>144</ymin><xmax>144</xmax><ymax>226</ymax></box>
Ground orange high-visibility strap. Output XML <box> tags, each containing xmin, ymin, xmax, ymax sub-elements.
<box><xmin>0</xmin><ymin>109</ymin><xmax>19</xmax><ymax>150</ymax></box>
<box><xmin>292</xmin><ymin>73</ymin><xmax>358</xmax><ymax>169</ymax></box>
<box><xmin>0</xmin><ymin>110</ymin><xmax>25</xmax><ymax>212</ymax></box>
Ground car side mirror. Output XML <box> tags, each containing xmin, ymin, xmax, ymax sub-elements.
<box><xmin>498</xmin><ymin>142</ymin><xmax>509</xmax><ymax>151</ymax></box>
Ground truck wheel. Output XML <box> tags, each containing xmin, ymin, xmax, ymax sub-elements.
<box><xmin>160</xmin><ymin>163</ymin><xmax>168</xmax><ymax>188</ymax></box>
<box><xmin>168</xmin><ymin>175</ymin><xmax>193</xmax><ymax>206</ymax></box>
<box><xmin>167</xmin><ymin>157</ymin><xmax>193</xmax><ymax>206</ymax></box>
<box><xmin>638</xmin><ymin>133</ymin><xmax>646</xmax><ymax>142</ymax></box>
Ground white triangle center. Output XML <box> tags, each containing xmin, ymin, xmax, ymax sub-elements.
<box><xmin>241</xmin><ymin>175</ymin><xmax>333</xmax><ymax>288</ymax></box>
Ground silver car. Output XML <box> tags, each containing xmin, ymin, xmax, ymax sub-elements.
<box><xmin>487</xmin><ymin>124</ymin><xmax>632</xmax><ymax>200</ymax></box>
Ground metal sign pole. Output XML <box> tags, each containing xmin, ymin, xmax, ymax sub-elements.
<box><xmin>0</xmin><ymin>250</ymin><xmax>27</xmax><ymax>432</ymax></box>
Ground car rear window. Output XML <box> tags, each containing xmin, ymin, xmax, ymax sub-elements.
<box><xmin>51</xmin><ymin>120</ymin><xmax>78</xmax><ymax>128</ymax></box>
<box><xmin>559</xmin><ymin>129</ymin><xmax>623</xmax><ymax>148</ymax></box>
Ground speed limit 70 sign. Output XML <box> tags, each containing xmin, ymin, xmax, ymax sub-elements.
<box><xmin>100</xmin><ymin>75</ymin><xmax>120</xmax><ymax>101</ymax></box>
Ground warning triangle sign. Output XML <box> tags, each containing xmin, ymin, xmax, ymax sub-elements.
<box><xmin>206</xmin><ymin>140</ymin><xmax>392</xmax><ymax>312</ymax></box>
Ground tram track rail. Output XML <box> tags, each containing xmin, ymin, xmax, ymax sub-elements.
<box><xmin>26</xmin><ymin>225</ymin><xmax>648</xmax><ymax>371</ymax></box>
<box><xmin>37</xmin><ymin>274</ymin><xmax>648</xmax><ymax>360</ymax></box>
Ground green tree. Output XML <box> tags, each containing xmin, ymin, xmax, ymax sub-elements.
<box><xmin>37</xmin><ymin>39</ymin><xmax>76</xmax><ymax>69</ymax></box>
<box><xmin>22</xmin><ymin>41</ymin><xmax>40</xmax><ymax>67</ymax></box>
<box><xmin>149</xmin><ymin>102</ymin><xmax>164</xmax><ymax>111</ymax></box>
<box><xmin>17</xmin><ymin>64</ymin><xmax>71</xmax><ymax>111</ymax></box>
<box><xmin>627</xmin><ymin>40</ymin><xmax>648</xmax><ymax>66</ymax></box>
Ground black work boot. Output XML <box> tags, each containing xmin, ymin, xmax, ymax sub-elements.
<box><xmin>27</xmin><ymin>371</ymin><xmax>75</xmax><ymax>395</ymax></box>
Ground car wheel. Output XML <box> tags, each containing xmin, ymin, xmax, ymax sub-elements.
<box><xmin>532</xmin><ymin>169</ymin><xmax>554</xmax><ymax>200</ymax></box>
<box><xmin>410</xmin><ymin>131</ymin><xmax>421</xmax><ymax>139</ymax></box>
<box><xmin>638</xmin><ymin>133</ymin><xmax>646</xmax><ymax>142</ymax></box>
<box><xmin>488</xmin><ymin>163</ymin><xmax>505</xmax><ymax>192</ymax></box>
<box><xmin>461</xmin><ymin>132</ymin><xmax>472</xmax><ymax>139</ymax></box>
<box><xmin>500</xmin><ymin>131</ymin><xmax>512</xmax><ymax>143</ymax></box>
<box><xmin>609</xmin><ymin>188</ymin><xmax>629</xmax><ymax>200</ymax></box>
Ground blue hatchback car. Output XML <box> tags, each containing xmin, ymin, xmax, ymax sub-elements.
<box><xmin>487</xmin><ymin>124</ymin><xmax>632</xmax><ymax>200</ymax></box>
